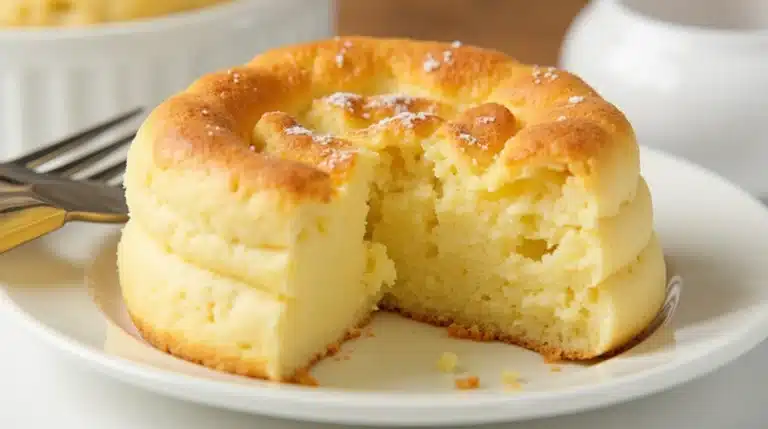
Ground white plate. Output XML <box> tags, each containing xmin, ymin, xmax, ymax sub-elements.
<box><xmin>2</xmin><ymin>147</ymin><xmax>768</xmax><ymax>427</ymax></box>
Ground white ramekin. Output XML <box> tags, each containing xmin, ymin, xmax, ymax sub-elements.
<box><xmin>0</xmin><ymin>0</ymin><xmax>333</xmax><ymax>160</ymax></box>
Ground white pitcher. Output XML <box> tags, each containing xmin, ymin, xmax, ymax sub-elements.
<box><xmin>560</xmin><ymin>0</ymin><xmax>768</xmax><ymax>199</ymax></box>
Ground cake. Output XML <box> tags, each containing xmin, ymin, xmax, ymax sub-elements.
<box><xmin>1</xmin><ymin>0</ymin><xmax>229</xmax><ymax>27</ymax></box>
<box><xmin>117</xmin><ymin>37</ymin><xmax>667</xmax><ymax>382</ymax></box>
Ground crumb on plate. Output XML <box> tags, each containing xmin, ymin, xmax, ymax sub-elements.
<box><xmin>501</xmin><ymin>370</ymin><xmax>523</xmax><ymax>390</ymax></box>
<box><xmin>437</xmin><ymin>352</ymin><xmax>459</xmax><ymax>373</ymax></box>
<box><xmin>455</xmin><ymin>375</ymin><xmax>480</xmax><ymax>390</ymax></box>
<box><xmin>292</xmin><ymin>369</ymin><xmax>319</xmax><ymax>387</ymax></box>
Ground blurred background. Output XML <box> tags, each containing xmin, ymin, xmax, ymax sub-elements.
<box><xmin>336</xmin><ymin>0</ymin><xmax>589</xmax><ymax>65</ymax></box>
<box><xmin>1</xmin><ymin>0</ymin><xmax>765</xmax><ymax>199</ymax></box>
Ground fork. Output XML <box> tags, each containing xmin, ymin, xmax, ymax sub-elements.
<box><xmin>0</xmin><ymin>108</ymin><xmax>141</xmax><ymax>253</ymax></box>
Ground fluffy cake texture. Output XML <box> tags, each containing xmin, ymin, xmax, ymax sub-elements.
<box><xmin>1</xmin><ymin>0</ymin><xmax>229</xmax><ymax>27</ymax></box>
<box><xmin>118</xmin><ymin>37</ymin><xmax>667</xmax><ymax>382</ymax></box>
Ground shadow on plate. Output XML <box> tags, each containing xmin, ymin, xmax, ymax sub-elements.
<box><xmin>0</xmin><ymin>239</ymin><xmax>81</xmax><ymax>287</ymax></box>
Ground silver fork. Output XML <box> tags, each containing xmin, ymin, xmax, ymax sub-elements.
<box><xmin>0</xmin><ymin>108</ymin><xmax>141</xmax><ymax>253</ymax></box>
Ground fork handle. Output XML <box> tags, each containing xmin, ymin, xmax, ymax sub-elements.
<box><xmin>0</xmin><ymin>183</ymin><xmax>67</xmax><ymax>253</ymax></box>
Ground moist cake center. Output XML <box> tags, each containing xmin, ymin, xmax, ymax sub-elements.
<box><xmin>250</xmin><ymin>88</ymin><xmax>659</xmax><ymax>359</ymax></box>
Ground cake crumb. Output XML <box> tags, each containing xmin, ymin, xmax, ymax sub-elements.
<box><xmin>501</xmin><ymin>370</ymin><xmax>522</xmax><ymax>390</ymax></box>
<box><xmin>550</xmin><ymin>365</ymin><xmax>562</xmax><ymax>372</ymax></box>
<box><xmin>347</xmin><ymin>327</ymin><xmax>362</xmax><ymax>340</ymax></box>
<box><xmin>326</xmin><ymin>342</ymin><xmax>341</xmax><ymax>356</ymax></box>
<box><xmin>293</xmin><ymin>369</ymin><xmax>319</xmax><ymax>387</ymax></box>
<box><xmin>455</xmin><ymin>375</ymin><xmax>480</xmax><ymax>390</ymax></box>
<box><xmin>437</xmin><ymin>352</ymin><xmax>459</xmax><ymax>373</ymax></box>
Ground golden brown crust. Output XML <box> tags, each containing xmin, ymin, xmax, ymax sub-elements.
<box><xmin>137</xmin><ymin>36</ymin><xmax>637</xmax><ymax>204</ymax></box>
<box><xmin>129</xmin><ymin>311</ymin><xmax>274</xmax><ymax>379</ymax></box>
<box><xmin>130</xmin><ymin>311</ymin><xmax>373</xmax><ymax>384</ymax></box>
<box><xmin>446</xmin><ymin>102</ymin><xmax>518</xmax><ymax>165</ymax></box>
<box><xmin>380</xmin><ymin>303</ymin><xmax>608</xmax><ymax>361</ymax></box>
<box><xmin>253</xmin><ymin>111</ymin><xmax>360</xmax><ymax>183</ymax></box>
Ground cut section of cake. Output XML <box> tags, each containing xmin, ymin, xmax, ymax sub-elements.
<box><xmin>118</xmin><ymin>37</ymin><xmax>667</xmax><ymax>382</ymax></box>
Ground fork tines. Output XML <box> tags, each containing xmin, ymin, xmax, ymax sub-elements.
<box><xmin>8</xmin><ymin>107</ymin><xmax>143</xmax><ymax>184</ymax></box>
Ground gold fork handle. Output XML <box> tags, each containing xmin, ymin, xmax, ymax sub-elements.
<box><xmin>0</xmin><ymin>182</ymin><xmax>68</xmax><ymax>253</ymax></box>
<box><xmin>0</xmin><ymin>206</ymin><xmax>67</xmax><ymax>253</ymax></box>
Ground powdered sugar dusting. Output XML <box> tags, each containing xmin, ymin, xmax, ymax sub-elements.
<box><xmin>424</xmin><ymin>41</ymin><xmax>463</xmax><ymax>72</ymax></box>
<box><xmin>476</xmin><ymin>116</ymin><xmax>496</xmax><ymax>124</ymax></box>
<box><xmin>532</xmin><ymin>66</ymin><xmax>559</xmax><ymax>84</ymax></box>
<box><xmin>568</xmin><ymin>95</ymin><xmax>584</xmax><ymax>104</ymax></box>
<box><xmin>374</xmin><ymin>111</ymin><xmax>434</xmax><ymax>129</ymax></box>
<box><xmin>319</xmin><ymin>150</ymin><xmax>353</xmax><ymax>170</ymax></box>
<box><xmin>313</xmin><ymin>134</ymin><xmax>335</xmax><ymax>145</ymax></box>
<box><xmin>284</xmin><ymin>125</ymin><xmax>313</xmax><ymax>137</ymax></box>
<box><xmin>458</xmin><ymin>131</ymin><xmax>478</xmax><ymax>146</ymax></box>
<box><xmin>366</xmin><ymin>94</ymin><xmax>414</xmax><ymax>114</ymax></box>
<box><xmin>324</xmin><ymin>92</ymin><xmax>363</xmax><ymax>111</ymax></box>
<box><xmin>442</xmin><ymin>50</ymin><xmax>453</xmax><ymax>64</ymax></box>
<box><xmin>204</xmin><ymin>123</ymin><xmax>223</xmax><ymax>136</ymax></box>
<box><xmin>423</xmin><ymin>53</ymin><xmax>441</xmax><ymax>72</ymax></box>
<box><xmin>284</xmin><ymin>124</ymin><xmax>336</xmax><ymax>145</ymax></box>
<box><xmin>556</xmin><ymin>115</ymin><xmax>567</xmax><ymax>122</ymax></box>
<box><xmin>335</xmin><ymin>39</ymin><xmax>352</xmax><ymax>68</ymax></box>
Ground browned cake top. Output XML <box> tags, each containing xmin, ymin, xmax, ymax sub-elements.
<box><xmin>136</xmin><ymin>37</ymin><xmax>637</xmax><ymax>203</ymax></box>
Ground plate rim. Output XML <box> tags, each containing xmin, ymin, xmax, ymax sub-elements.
<box><xmin>2</xmin><ymin>145</ymin><xmax>768</xmax><ymax>426</ymax></box>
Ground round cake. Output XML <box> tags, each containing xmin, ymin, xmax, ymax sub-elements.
<box><xmin>118</xmin><ymin>37</ymin><xmax>667</xmax><ymax>382</ymax></box>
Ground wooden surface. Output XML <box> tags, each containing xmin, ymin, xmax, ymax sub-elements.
<box><xmin>335</xmin><ymin>0</ymin><xmax>589</xmax><ymax>66</ymax></box>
